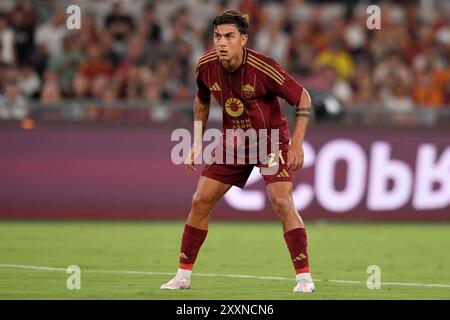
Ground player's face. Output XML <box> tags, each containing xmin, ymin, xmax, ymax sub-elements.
<box><xmin>213</xmin><ymin>24</ymin><xmax>247</xmax><ymax>61</ymax></box>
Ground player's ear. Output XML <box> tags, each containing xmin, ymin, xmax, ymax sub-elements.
<box><xmin>241</xmin><ymin>34</ymin><xmax>248</xmax><ymax>46</ymax></box>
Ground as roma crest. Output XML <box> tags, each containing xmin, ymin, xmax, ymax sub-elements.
<box><xmin>242</xmin><ymin>83</ymin><xmax>255</xmax><ymax>98</ymax></box>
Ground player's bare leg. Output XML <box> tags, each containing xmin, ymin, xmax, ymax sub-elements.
<box><xmin>267</xmin><ymin>181</ymin><xmax>304</xmax><ymax>232</ymax></box>
<box><xmin>186</xmin><ymin>176</ymin><xmax>232</xmax><ymax>230</ymax></box>
<box><xmin>160</xmin><ymin>176</ymin><xmax>231</xmax><ymax>290</ymax></box>
<box><xmin>267</xmin><ymin>181</ymin><xmax>315</xmax><ymax>293</ymax></box>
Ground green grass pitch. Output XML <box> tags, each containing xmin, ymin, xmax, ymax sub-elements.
<box><xmin>0</xmin><ymin>221</ymin><xmax>449</xmax><ymax>299</ymax></box>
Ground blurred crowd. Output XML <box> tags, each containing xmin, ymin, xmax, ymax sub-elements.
<box><xmin>0</xmin><ymin>0</ymin><xmax>449</xmax><ymax>121</ymax></box>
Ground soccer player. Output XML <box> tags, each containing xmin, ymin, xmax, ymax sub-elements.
<box><xmin>161</xmin><ymin>10</ymin><xmax>315</xmax><ymax>293</ymax></box>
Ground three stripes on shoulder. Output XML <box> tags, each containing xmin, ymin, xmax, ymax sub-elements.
<box><xmin>196</xmin><ymin>51</ymin><xmax>285</xmax><ymax>86</ymax></box>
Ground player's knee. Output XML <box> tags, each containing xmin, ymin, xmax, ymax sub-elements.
<box><xmin>191</xmin><ymin>192</ymin><xmax>214</xmax><ymax>213</ymax></box>
<box><xmin>270</xmin><ymin>196</ymin><xmax>292</xmax><ymax>218</ymax></box>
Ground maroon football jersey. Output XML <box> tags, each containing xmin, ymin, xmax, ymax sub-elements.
<box><xmin>196</xmin><ymin>47</ymin><xmax>303</xmax><ymax>146</ymax></box>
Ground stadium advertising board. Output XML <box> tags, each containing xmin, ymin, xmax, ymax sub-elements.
<box><xmin>0</xmin><ymin>126</ymin><xmax>448</xmax><ymax>220</ymax></box>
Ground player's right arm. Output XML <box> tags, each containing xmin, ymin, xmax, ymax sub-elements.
<box><xmin>185</xmin><ymin>96</ymin><xmax>211</xmax><ymax>173</ymax></box>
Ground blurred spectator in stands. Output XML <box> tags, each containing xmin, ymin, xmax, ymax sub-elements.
<box><xmin>32</xmin><ymin>0</ymin><xmax>55</xmax><ymax>25</ymax></box>
<box><xmin>285</xmin><ymin>22</ymin><xmax>314</xmax><ymax>74</ymax></box>
<box><xmin>435</xmin><ymin>21</ymin><xmax>450</xmax><ymax>48</ymax></box>
<box><xmin>163</xmin><ymin>6</ymin><xmax>202</xmax><ymax>69</ymax></box>
<box><xmin>298</xmin><ymin>57</ymin><xmax>335</xmax><ymax>91</ymax></box>
<box><xmin>375</xmin><ymin>51</ymin><xmax>414</xmax><ymax>119</ymax></box>
<box><xmin>31</xmin><ymin>9</ymin><xmax>67</xmax><ymax>78</ymax></box>
<box><xmin>79</xmin><ymin>44</ymin><xmax>113</xmax><ymax>80</ymax></box>
<box><xmin>122</xmin><ymin>64</ymin><xmax>143</xmax><ymax>99</ymax></box>
<box><xmin>48</xmin><ymin>34</ymin><xmax>84</xmax><ymax>95</ymax></box>
<box><xmin>139</xmin><ymin>3</ymin><xmax>163</xmax><ymax>69</ymax></box>
<box><xmin>0</xmin><ymin>79</ymin><xmax>28</xmax><ymax>120</ymax></box>
<box><xmin>18</xmin><ymin>64</ymin><xmax>41</xmax><ymax>98</ymax></box>
<box><xmin>434</xmin><ymin>18</ymin><xmax>450</xmax><ymax>105</ymax></box>
<box><xmin>117</xmin><ymin>34</ymin><xmax>145</xmax><ymax>70</ymax></box>
<box><xmin>86</xmin><ymin>73</ymin><xmax>109</xmax><ymax>121</ymax></box>
<box><xmin>90</xmin><ymin>74</ymin><xmax>109</xmax><ymax>99</ymax></box>
<box><xmin>413</xmin><ymin>48</ymin><xmax>446</xmax><ymax>107</ymax></box>
<box><xmin>168</xmin><ymin>40</ymin><xmax>194</xmax><ymax>101</ymax></box>
<box><xmin>78</xmin><ymin>12</ymin><xmax>101</xmax><ymax>51</ymax></box>
<box><xmin>100</xmin><ymin>31</ymin><xmax>122</xmax><ymax>68</ymax></box>
<box><xmin>145</xmin><ymin>75</ymin><xmax>161</xmax><ymax>104</ymax></box>
<box><xmin>12</xmin><ymin>0</ymin><xmax>36</xmax><ymax>26</ymax></box>
<box><xmin>169</xmin><ymin>39</ymin><xmax>193</xmax><ymax>96</ymax></box>
<box><xmin>141</xmin><ymin>3</ymin><xmax>161</xmax><ymax>45</ymax></box>
<box><xmin>40</xmin><ymin>70</ymin><xmax>62</xmax><ymax>104</ymax></box>
<box><xmin>89</xmin><ymin>83</ymin><xmax>121</xmax><ymax>121</ymax></box>
<box><xmin>71</xmin><ymin>73</ymin><xmax>89</xmax><ymax>100</ymax></box>
<box><xmin>0</xmin><ymin>0</ymin><xmax>448</xmax><ymax>121</ymax></box>
<box><xmin>125</xmin><ymin>82</ymin><xmax>142</xmax><ymax>100</ymax></box>
<box><xmin>317</xmin><ymin>38</ymin><xmax>354</xmax><ymax>80</ymax></box>
<box><xmin>103</xmin><ymin>84</ymin><xmax>119</xmax><ymax>105</ymax></box>
<box><xmin>327</xmin><ymin>67</ymin><xmax>353</xmax><ymax>107</ymax></box>
<box><xmin>202</xmin><ymin>0</ymin><xmax>228</xmax><ymax>50</ymax></box>
<box><xmin>114</xmin><ymin>34</ymin><xmax>146</xmax><ymax>98</ymax></box>
<box><xmin>350</xmin><ymin>62</ymin><xmax>377</xmax><ymax>106</ymax></box>
<box><xmin>105</xmin><ymin>1</ymin><xmax>135</xmax><ymax>37</ymax></box>
<box><xmin>239</xmin><ymin>0</ymin><xmax>262</xmax><ymax>45</ymax></box>
<box><xmin>254</xmin><ymin>6</ymin><xmax>289</xmax><ymax>63</ymax></box>
<box><xmin>381</xmin><ymin>76</ymin><xmax>416</xmax><ymax>125</ymax></box>
<box><xmin>443</xmin><ymin>81</ymin><xmax>450</xmax><ymax>105</ymax></box>
<box><xmin>34</xmin><ymin>10</ymin><xmax>66</xmax><ymax>59</ymax></box>
<box><xmin>369</xmin><ymin>6</ymin><xmax>410</xmax><ymax>64</ymax></box>
<box><xmin>0</xmin><ymin>13</ymin><xmax>15</xmax><ymax>65</ymax></box>
<box><xmin>342</xmin><ymin>9</ymin><xmax>369</xmax><ymax>61</ymax></box>
<box><xmin>375</xmin><ymin>54</ymin><xmax>412</xmax><ymax>117</ymax></box>
<box><xmin>104</xmin><ymin>1</ymin><xmax>135</xmax><ymax>63</ymax></box>
<box><xmin>173</xmin><ymin>84</ymin><xmax>194</xmax><ymax>102</ymax></box>
<box><xmin>0</xmin><ymin>62</ymin><xmax>7</xmax><ymax>90</ymax></box>
<box><xmin>163</xmin><ymin>6</ymin><xmax>193</xmax><ymax>44</ymax></box>
<box><xmin>0</xmin><ymin>63</ymin><xmax>17</xmax><ymax>88</ymax></box>
<box><xmin>307</xmin><ymin>10</ymin><xmax>329</xmax><ymax>53</ymax></box>
<box><xmin>154</xmin><ymin>59</ymin><xmax>174</xmax><ymax>100</ymax></box>
<box><xmin>100</xmin><ymin>84</ymin><xmax>121</xmax><ymax>120</ymax></box>
<box><xmin>146</xmin><ymin>75</ymin><xmax>170</xmax><ymax>122</ymax></box>
<box><xmin>65</xmin><ymin>72</ymin><xmax>89</xmax><ymax>120</ymax></box>
<box><xmin>404</xmin><ymin>24</ymin><xmax>433</xmax><ymax>66</ymax></box>
<box><xmin>10</xmin><ymin>3</ymin><xmax>35</xmax><ymax>65</ymax></box>
<box><xmin>374</xmin><ymin>50</ymin><xmax>411</xmax><ymax>90</ymax></box>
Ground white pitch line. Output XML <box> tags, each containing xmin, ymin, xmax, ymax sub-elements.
<box><xmin>195</xmin><ymin>273</ymin><xmax>296</xmax><ymax>281</ymax></box>
<box><xmin>0</xmin><ymin>264</ymin><xmax>66</xmax><ymax>272</ymax></box>
<box><xmin>1</xmin><ymin>263</ymin><xmax>450</xmax><ymax>289</ymax></box>
<box><xmin>329</xmin><ymin>279</ymin><xmax>450</xmax><ymax>289</ymax></box>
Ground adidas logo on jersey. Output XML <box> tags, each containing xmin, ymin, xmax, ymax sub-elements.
<box><xmin>210</xmin><ymin>82</ymin><xmax>221</xmax><ymax>92</ymax></box>
<box><xmin>277</xmin><ymin>169</ymin><xmax>290</xmax><ymax>178</ymax></box>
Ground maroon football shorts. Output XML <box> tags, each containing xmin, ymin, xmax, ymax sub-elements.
<box><xmin>201</xmin><ymin>145</ymin><xmax>292</xmax><ymax>188</ymax></box>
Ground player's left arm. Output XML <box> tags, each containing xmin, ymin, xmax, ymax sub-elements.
<box><xmin>263</xmin><ymin>54</ymin><xmax>311</xmax><ymax>171</ymax></box>
<box><xmin>288</xmin><ymin>89</ymin><xmax>311</xmax><ymax>172</ymax></box>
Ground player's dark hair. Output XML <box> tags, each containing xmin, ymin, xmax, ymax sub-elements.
<box><xmin>213</xmin><ymin>10</ymin><xmax>249</xmax><ymax>35</ymax></box>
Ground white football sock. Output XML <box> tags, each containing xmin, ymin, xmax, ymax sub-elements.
<box><xmin>176</xmin><ymin>268</ymin><xmax>192</xmax><ymax>279</ymax></box>
<box><xmin>296</xmin><ymin>272</ymin><xmax>313</xmax><ymax>282</ymax></box>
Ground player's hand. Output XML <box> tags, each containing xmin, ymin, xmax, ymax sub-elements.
<box><xmin>287</xmin><ymin>143</ymin><xmax>304</xmax><ymax>172</ymax></box>
<box><xmin>184</xmin><ymin>146</ymin><xmax>200</xmax><ymax>174</ymax></box>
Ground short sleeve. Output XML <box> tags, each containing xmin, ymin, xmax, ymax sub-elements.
<box><xmin>268</xmin><ymin>58</ymin><xmax>303</xmax><ymax>106</ymax></box>
<box><xmin>195</xmin><ymin>68</ymin><xmax>211</xmax><ymax>103</ymax></box>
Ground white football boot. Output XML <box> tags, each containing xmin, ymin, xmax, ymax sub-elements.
<box><xmin>160</xmin><ymin>269</ymin><xmax>191</xmax><ymax>290</ymax></box>
<box><xmin>293</xmin><ymin>272</ymin><xmax>316</xmax><ymax>293</ymax></box>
